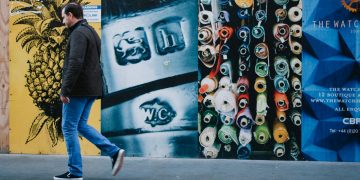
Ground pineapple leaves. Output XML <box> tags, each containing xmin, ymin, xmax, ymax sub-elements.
<box><xmin>9</xmin><ymin>1</ymin><xmax>32</xmax><ymax>13</ymax></box>
<box><xmin>20</xmin><ymin>34</ymin><xmax>41</xmax><ymax>50</ymax></box>
<box><xmin>25</xmin><ymin>112</ymin><xmax>47</xmax><ymax>144</ymax></box>
<box><xmin>40</xmin><ymin>18</ymin><xmax>55</xmax><ymax>34</ymax></box>
<box><xmin>16</xmin><ymin>26</ymin><xmax>36</xmax><ymax>42</ymax></box>
<box><xmin>46</xmin><ymin>117</ymin><xmax>59</xmax><ymax>147</ymax></box>
<box><xmin>13</xmin><ymin>14</ymin><xmax>41</xmax><ymax>26</ymax></box>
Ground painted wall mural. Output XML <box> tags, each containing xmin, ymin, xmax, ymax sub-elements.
<box><xmin>101</xmin><ymin>0</ymin><xmax>199</xmax><ymax>157</ymax></box>
<box><xmin>197</xmin><ymin>0</ymin><xmax>303</xmax><ymax>160</ymax></box>
<box><xmin>9</xmin><ymin>0</ymin><xmax>101</xmax><ymax>155</ymax></box>
<box><xmin>302</xmin><ymin>0</ymin><xmax>360</xmax><ymax>162</ymax></box>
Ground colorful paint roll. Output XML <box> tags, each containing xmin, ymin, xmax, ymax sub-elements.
<box><xmin>238</xmin><ymin>44</ymin><xmax>250</xmax><ymax>57</ymax></box>
<box><xmin>274</xmin><ymin>91</ymin><xmax>289</xmax><ymax>112</ymax></box>
<box><xmin>199</xmin><ymin>126</ymin><xmax>217</xmax><ymax>147</ymax></box>
<box><xmin>290</xmin><ymin>137</ymin><xmax>300</xmax><ymax>160</ymax></box>
<box><xmin>224</xmin><ymin>144</ymin><xmax>232</xmax><ymax>152</ymax></box>
<box><xmin>274</xmin><ymin>41</ymin><xmax>288</xmax><ymax>54</ymax></box>
<box><xmin>255</xmin><ymin>114</ymin><xmax>266</xmax><ymax>125</ymax></box>
<box><xmin>273</xmin><ymin>119</ymin><xmax>289</xmax><ymax>144</ymax></box>
<box><xmin>199</xmin><ymin>10</ymin><xmax>212</xmax><ymax>25</ymax></box>
<box><xmin>290</xmin><ymin>110</ymin><xmax>301</xmax><ymax>126</ymax></box>
<box><xmin>288</xmin><ymin>6</ymin><xmax>302</xmax><ymax>22</ymax></box>
<box><xmin>203</xmin><ymin>110</ymin><xmax>218</xmax><ymax>125</ymax></box>
<box><xmin>275</xmin><ymin>8</ymin><xmax>287</xmax><ymax>21</ymax></box>
<box><xmin>291</xmin><ymin>76</ymin><xmax>301</xmax><ymax>91</ymax></box>
<box><xmin>214</xmin><ymin>89</ymin><xmax>238</xmax><ymax>117</ymax></box>
<box><xmin>218</xmin><ymin>26</ymin><xmax>234</xmax><ymax>41</ymax></box>
<box><xmin>238</xmin><ymin>93</ymin><xmax>250</xmax><ymax>109</ymax></box>
<box><xmin>254</xmin><ymin>43</ymin><xmax>269</xmax><ymax>59</ymax></box>
<box><xmin>203</xmin><ymin>93</ymin><xmax>215</xmax><ymax>108</ymax></box>
<box><xmin>290</xmin><ymin>24</ymin><xmax>302</xmax><ymax>38</ymax></box>
<box><xmin>236</xmin><ymin>107</ymin><xmax>254</xmax><ymax>129</ymax></box>
<box><xmin>276</xmin><ymin>110</ymin><xmax>286</xmax><ymax>122</ymax></box>
<box><xmin>254</xmin><ymin>122</ymin><xmax>271</xmax><ymax>145</ymax></box>
<box><xmin>198</xmin><ymin>45</ymin><xmax>216</xmax><ymax>68</ymax></box>
<box><xmin>255</xmin><ymin>61</ymin><xmax>269</xmax><ymax>77</ymax></box>
<box><xmin>237</xmin><ymin>144</ymin><xmax>251</xmax><ymax>159</ymax></box>
<box><xmin>274</xmin><ymin>75</ymin><xmax>289</xmax><ymax>93</ymax></box>
<box><xmin>235</xmin><ymin>0</ymin><xmax>254</xmax><ymax>8</ymax></box>
<box><xmin>290</xmin><ymin>57</ymin><xmax>302</xmax><ymax>75</ymax></box>
<box><xmin>274</xmin><ymin>56</ymin><xmax>289</xmax><ymax>77</ymax></box>
<box><xmin>219</xmin><ymin>76</ymin><xmax>232</xmax><ymax>90</ymax></box>
<box><xmin>252</xmin><ymin>25</ymin><xmax>265</xmax><ymax>40</ymax></box>
<box><xmin>220</xmin><ymin>113</ymin><xmax>235</xmax><ymax>125</ymax></box>
<box><xmin>239</xmin><ymin>128</ymin><xmax>252</xmax><ymax>146</ymax></box>
<box><xmin>237</xmin><ymin>76</ymin><xmax>249</xmax><ymax>93</ymax></box>
<box><xmin>198</xmin><ymin>26</ymin><xmax>213</xmax><ymax>45</ymax></box>
<box><xmin>220</xmin><ymin>61</ymin><xmax>232</xmax><ymax>77</ymax></box>
<box><xmin>256</xmin><ymin>93</ymin><xmax>268</xmax><ymax>116</ymax></box>
<box><xmin>273</xmin><ymin>23</ymin><xmax>290</xmax><ymax>42</ymax></box>
<box><xmin>273</xmin><ymin>143</ymin><xmax>286</xmax><ymax>158</ymax></box>
<box><xmin>218</xmin><ymin>10</ymin><xmax>230</xmax><ymax>23</ymax></box>
<box><xmin>291</xmin><ymin>91</ymin><xmax>302</xmax><ymax>108</ymax></box>
<box><xmin>237</xmin><ymin>26</ymin><xmax>251</xmax><ymax>44</ymax></box>
<box><xmin>290</xmin><ymin>41</ymin><xmax>302</xmax><ymax>55</ymax></box>
<box><xmin>218</xmin><ymin>125</ymin><xmax>239</xmax><ymax>145</ymax></box>
<box><xmin>255</xmin><ymin>10</ymin><xmax>267</xmax><ymax>22</ymax></box>
<box><xmin>254</xmin><ymin>77</ymin><xmax>266</xmax><ymax>93</ymax></box>
<box><xmin>199</xmin><ymin>76</ymin><xmax>218</xmax><ymax>94</ymax></box>
<box><xmin>203</xmin><ymin>143</ymin><xmax>221</xmax><ymax>159</ymax></box>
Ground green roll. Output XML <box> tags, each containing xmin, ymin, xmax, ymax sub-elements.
<box><xmin>202</xmin><ymin>110</ymin><xmax>218</xmax><ymax>127</ymax></box>
<box><xmin>255</xmin><ymin>61</ymin><xmax>269</xmax><ymax>77</ymax></box>
<box><xmin>254</xmin><ymin>122</ymin><xmax>271</xmax><ymax>144</ymax></box>
<box><xmin>218</xmin><ymin>125</ymin><xmax>239</xmax><ymax>145</ymax></box>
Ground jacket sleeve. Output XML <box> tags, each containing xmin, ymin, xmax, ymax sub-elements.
<box><xmin>61</xmin><ymin>30</ymin><xmax>87</xmax><ymax>96</ymax></box>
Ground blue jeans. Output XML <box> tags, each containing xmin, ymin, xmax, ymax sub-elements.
<box><xmin>62</xmin><ymin>97</ymin><xmax>120</xmax><ymax>176</ymax></box>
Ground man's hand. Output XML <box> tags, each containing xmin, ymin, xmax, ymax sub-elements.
<box><xmin>60</xmin><ymin>95</ymin><xmax>70</xmax><ymax>104</ymax></box>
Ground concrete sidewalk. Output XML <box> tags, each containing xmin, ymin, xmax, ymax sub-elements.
<box><xmin>0</xmin><ymin>154</ymin><xmax>359</xmax><ymax>180</ymax></box>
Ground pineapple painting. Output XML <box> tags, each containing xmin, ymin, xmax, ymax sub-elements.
<box><xmin>10</xmin><ymin>0</ymin><xmax>88</xmax><ymax>147</ymax></box>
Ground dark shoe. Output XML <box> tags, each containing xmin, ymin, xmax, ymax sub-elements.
<box><xmin>111</xmin><ymin>149</ymin><xmax>125</xmax><ymax>176</ymax></box>
<box><xmin>53</xmin><ymin>172</ymin><xmax>83</xmax><ymax>180</ymax></box>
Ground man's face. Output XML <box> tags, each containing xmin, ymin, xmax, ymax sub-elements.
<box><xmin>62</xmin><ymin>9</ymin><xmax>73</xmax><ymax>28</ymax></box>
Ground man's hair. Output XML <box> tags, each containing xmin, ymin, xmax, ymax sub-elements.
<box><xmin>63</xmin><ymin>2</ymin><xmax>83</xmax><ymax>19</ymax></box>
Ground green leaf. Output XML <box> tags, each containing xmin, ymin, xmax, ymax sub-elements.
<box><xmin>25</xmin><ymin>112</ymin><xmax>47</xmax><ymax>144</ymax></box>
<box><xmin>46</xmin><ymin>117</ymin><xmax>59</xmax><ymax>147</ymax></box>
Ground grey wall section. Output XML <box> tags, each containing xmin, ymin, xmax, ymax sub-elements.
<box><xmin>101</xmin><ymin>0</ymin><xmax>199</xmax><ymax>157</ymax></box>
<box><xmin>0</xmin><ymin>0</ymin><xmax>9</xmax><ymax>154</ymax></box>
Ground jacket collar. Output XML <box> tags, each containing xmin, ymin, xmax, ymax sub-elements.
<box><xmin>69</xmin><ymin>19</ymin><xmax>87</xmax><ymax>33</ymax></box>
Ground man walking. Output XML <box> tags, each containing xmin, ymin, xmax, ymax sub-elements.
<box><xmin>54</xmin><ymin>3</ymin><xmax>124</xmax><ymax>180</ymax></box>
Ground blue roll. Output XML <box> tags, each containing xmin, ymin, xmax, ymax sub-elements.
<box><xmin>237</xmin><ymin>144</ymin><xmax>252</xmax><ymax>159</ymax></box>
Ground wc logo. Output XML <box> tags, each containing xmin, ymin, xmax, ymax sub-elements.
<box><xmin>341</xmin><ymin>0</ymin><xmax>360</xmax><ymax>13</ymax></box>
<box><xmin>140</xmin><ymin>99</ymin><xmax>177</xmax><ymax>127</ymax></box>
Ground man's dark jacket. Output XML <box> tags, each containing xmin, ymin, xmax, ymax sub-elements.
<box><xmin>61</xmin><ymin>19</ymin><xmax>103</xmax><ymax>97</ymax></box>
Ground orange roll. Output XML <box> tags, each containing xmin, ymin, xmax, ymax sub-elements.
<box><xmin>273</xmin><ymin>119</ymin><xmax>289</xmax><ymax>144</ymax></box>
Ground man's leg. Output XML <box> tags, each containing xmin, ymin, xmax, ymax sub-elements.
<box><xmin>62</xmin><ymin>97</ymin><xmax>88</xmax><ymax>177</ymax></box>
<box><xmin>77</xmin><ymin>97</ymin><xmax>119</xmax><ymax>156</ymax></box>
<box><xmin>77</xmin><ymin>97</ymin><xmax>124</xmax><ymax>176</ymax></box>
